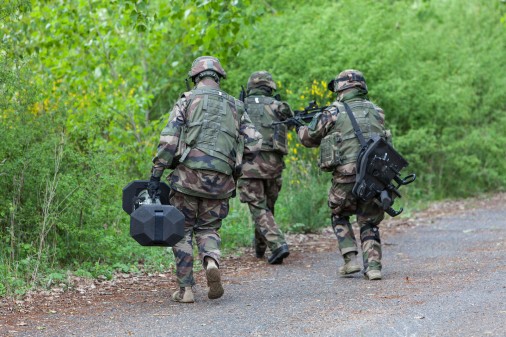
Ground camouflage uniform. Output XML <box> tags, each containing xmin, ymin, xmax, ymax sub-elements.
<box><xmin>238</xmin><ymin>71</ymin><xmax>293</xmax><ymax>264</ymax></box>
<box><xmin>297</xmin><ymin>69</ymin><xmax>388</xmax><ymax>277</ymax></box>
<box><xmin>150</xmin><ymin>57</ymin><xmax>262</xmax><ymax>294</ymax></box>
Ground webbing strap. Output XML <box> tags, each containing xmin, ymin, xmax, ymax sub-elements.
<box><xmin>343</xmin><ymin>102</ymin><xmax>367</xmax><ymax>148</ymax></box>
<box><xmin>154</xmin><ymin>210</ymin><xmax>164</xmax><ymax>243</ymax></box>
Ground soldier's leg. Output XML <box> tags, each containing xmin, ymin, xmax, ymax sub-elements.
<box><xmin>169</xmin><ymin>191</ymin><xmax>197</xmax><ymax>302</ymax></box>
<box><xmin>238</xmin><ymin>178</ymin><xmax>268</xmax><ymax>257</ymax></box>
<box><xmin>194</xmin><ymin>197</ymin><xmax>229</xmax><ymax>299</ymax></box>
<box><xmin>329</xmin><ymin>182</ymin><xmax>358</xmax><ymax>256</ymax></box>
<box><xmin>263</xmin><ymin>176</ymin><xmax>290</xmax><ymax>264</ymax></box>
<box><xmin>265</xmin><ymin>176</ymin><xmax>283</xmax><ymax>215</ymax></box>
<box><xmin>238</xmin><ymin>179</ymin><xmax>287</xmax><ymax>261</ymax></box>
<box><xmin>357</xmin><ymin>201</ymin><xmax>384</xmax><ymax>279</ymax></box>
<box><xmin>329</xmin><ymin>182</ymin><xmax>361</xmax><ymax>275</ymax></box>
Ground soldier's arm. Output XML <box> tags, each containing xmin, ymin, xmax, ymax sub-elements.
<box><xmin>151</xmin><ymin>97</ymin><xmax>187</xmax><ymax>178</ymax></box>
<box><xmin>297</xmin><ymin>107</ymin><xmax>337</xmax><ymax>148</ymax></box>
<box><xmin>239</xmin><ymin>110</ymin><xmax>262</xmax><ymax>162</ymax></box>
<box><xmin>271</xmin><ymin>100</ymin><xmax>294</xmax><ymax>121</ymax></box>
<box><xmin>373</xmin><ymin>104</ymin><xmax>385</xmax><ymax>126</ymax></box>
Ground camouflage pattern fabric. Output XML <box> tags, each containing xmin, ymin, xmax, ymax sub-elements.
<box><xmin>247</xmin><ymin>71</ymin><xmax>277</xmax><ymax>91</ymax></box>
<box><xmin>298</xmin><ymin>88</ymin><xmax>385</xmax><ymax>183</ymax></box>
<box><xmin>241</xmin><ymin>87</ymin><xmax>293</xmax><ymax>178</ymax></box>
<box><xmin>238</xmin><ymin>84</ymin><xmax>291</xmax><ymax>255</ymax></box>
<box><xmin>328</xmin><ymin>69</ymin><xmax>368</xmax><ymax>93</ymax></box>
<box><xmin>297</xmin><ymin>85</ymin><xmax>387</xmax><ymax>273</ymax></box>
<box><xmin>188</xmin><ymin>55</ymin><xmax>227</xmax><ymax>79</ymax></box>
<box><xmin>151</xmin><ymin>78</ymin><xmax>262</xmax><ymax>199</ymax></box>
<box><xmin>328</xmin><ymin>182</ymin><xmax>384</xmax><ymax>272</ymax></box>
<box><xmin>237</xmin><ymin>177</ymin><xmax>287</xmax><ymax>252</ymax></box>
<box><xmin>169</xmin><ymin>190</ymin><xmax>229</xmax><ymax>287</ymax></box>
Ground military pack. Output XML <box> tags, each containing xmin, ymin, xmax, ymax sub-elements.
<box><xmin>245</xmin><ymin>96</ymin><xmax>288</xmax><ymax>155</ymax></box>
<box><xmin>341</xmin><ymin>102</ymin><xmax>416</xmax><ymax>216</ymax></box>
<box><xmin>179</xmin><ymin>87</ymin><xmax>243</xmax><ymax>175</ymax></box>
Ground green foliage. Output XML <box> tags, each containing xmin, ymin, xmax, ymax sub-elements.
<box><xmin>277</xmin><ymin>160</ymin><xmax>329</xmax><ymax>233</ymax></box>
<box><xmin>1</xmin><ymin>0</ymin><xmax>505</xmax><ymax>296</ymax></box>
<box><xmin>229</xmin><ymin>0</ymin><xmax>506</xmax><ymax>202</ymax></box>
<box><xmin>221</xmin><ymin>199</ymin><xmax>253</xmax><ymax>249</ymax></box>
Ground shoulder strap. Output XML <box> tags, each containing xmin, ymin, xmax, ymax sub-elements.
<box><xmin>343</xmin><ymin>102</ymin><xmax>367</xmax><ymax>148</ymax></box>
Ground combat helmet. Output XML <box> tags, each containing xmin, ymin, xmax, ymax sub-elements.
<box><xmin>327</xmin><ymin>69</ymin><xmax>368</xmax><ymax>93</ymax></box>
<box><xmin>188</xmin><ymin>56</ymin><xmax>227</xmax><ymax>82</ymax></box>
<box><xmin>247</xmin><ymin>71</ymin><xmax>277</xmax><ymax>91</ymax></box>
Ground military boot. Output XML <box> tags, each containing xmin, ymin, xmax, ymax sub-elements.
<box><xmin>364</xmin><ymin>269</ymin><xmax>382</xmax><ymax>280</ymax></box>
<box><xmin>171</xmin><ymin>287</ymin><xmax>195</xmax><ymax>303</ymax></box>
<box><xmin>255</xmin><ymin>241</ymin><xmax>267</xmax><ymax>258</ymax></box>
<box><xmin>268</xmin><ymin>243</ymin><xmax>290</xmax><ymax>265</ymax></box>
<box><xmin>338</xmin><ymin>252</ymin><xmax>361</xmax><ymax>276</ymax></box>
<box><xmin>254</xmin><ymin>230</ymin><xmax>267</xmax><ymax>258</ymax></box>
<box><xmin>205</xmin><ymin>258</ymin><xmax>224</xmax><ymax>299</ymax></box>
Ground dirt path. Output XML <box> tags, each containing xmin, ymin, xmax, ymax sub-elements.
<box><xmin>1</xmin><ymin>194</ymin><xmax>505</xmax><ymax>336</ymax></box>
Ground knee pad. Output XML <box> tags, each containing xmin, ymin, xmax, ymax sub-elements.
<box><xmin>331</xmin><ymin>215</ymin><xmax>350</xmax><ymax>229</ymax></box>
<box><xmin>360</xmin><ymin>223</ymin><xmax>381</xmax><ymax>243</ymax></box>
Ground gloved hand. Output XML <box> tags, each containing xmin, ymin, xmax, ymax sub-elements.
<box><xmin>233</xmin><ymin>164</ymin><xmax>243</xmax><ymax>181</ymax></box>
<box><xmin>285</xmin><ymin>117</ymin><xmax>304</xmax><ymax>132</ymax></box>
<box><xmin>147</xmin><ymin>175</ymin><xmax>161</xmax><ymax>199</ymax></box>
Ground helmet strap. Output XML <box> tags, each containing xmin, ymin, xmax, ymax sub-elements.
<box><xmin>194</xmin><ymin>71</ymin><xmax>220</xmax><ymax>84</ymax></box>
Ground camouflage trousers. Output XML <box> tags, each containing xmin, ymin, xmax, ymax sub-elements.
<box><xmin>169</xmin><ymin>190</ymin><xmax>229</xmax><ymax>287</ymax></box>
<box><xmin>328</xmin><ymin>181</ymin><xmax>384</xmax><ymax>272</ymax></box>
<box><xmin>237</xmin><ymin>177</ymin><xmax>287</xmax><ymax>252</ymax></box>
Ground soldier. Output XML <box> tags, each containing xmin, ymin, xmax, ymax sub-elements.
<box><xmin>237</xmin><ymin>71</ymin><xmax>293</xmax><ymax>264</ymax></box>
<box><xmin>296</xmin><ymin>69</ymin><xmax>390</xmax><ymax>280</ymax></box>
<box><xmin>148</xmin><ymin>56</ymin><xmax>262</xmax><ymax>303</ymax></box>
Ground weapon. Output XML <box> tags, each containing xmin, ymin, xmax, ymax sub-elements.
<box><xmin>273</xmin><ymin>100</ymin><xmax>328</xmax><ymax>125</ymax></box>
<box><xmin>122</xmin><ymin>180</ymin><xmax>184</xmax><ymax>246</ymax></box>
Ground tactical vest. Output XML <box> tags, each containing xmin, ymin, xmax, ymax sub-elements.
<box><xmin>245</xmin><ymin>96</ymin><xmax>288</xmax><ymax>155</ymax></box>
<box><xmin>318</xmin><ymin>99</ymin><xmax>387</xmax><ymax>171</ymax></box>
<box><xmin>180</xmin><ymin>88</ymin><xmax>242</xmax><ymax>175</ymax></box>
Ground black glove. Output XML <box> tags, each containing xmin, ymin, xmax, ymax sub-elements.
<box><xmin>233</xmin><ymin>164</ymin><xmax>243</xmax><ymax>181</ymax></box>
<box><xmin>147</xmin><ymin>175</ymin><xmax>161</xmax><ymax>199</ymax></box>
<box><xmin>286</xmin><ymin>117</ymin><xmax>304</xmax><ymax>132</ymax></box>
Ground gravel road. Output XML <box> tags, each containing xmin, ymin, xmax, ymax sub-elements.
<box><xmin>2</xmin><ymin>197</ymin><xmax>505</xmax><ymax>337</ymax></box>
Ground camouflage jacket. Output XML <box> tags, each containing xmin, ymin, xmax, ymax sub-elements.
<box><xmin>297</xmin><ymin>88</ymin><xmax>386</xmax><ymax>183</ymax></box>
<box><xmin>152</xmin><ymin>79</ymin><xmax>262</xmax><ymax>199</ymax></box>
<box><xmin>241</xmin><ymin>88</ymin><xmax>293</xmax><ymax>179</ymax></box>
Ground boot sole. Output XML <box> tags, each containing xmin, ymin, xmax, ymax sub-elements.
<box><xmin>339</xmin><ymin>265</ymin><xmax>361</xmax><ymax>276</ymax></box>
<box><xmin>268</xmin><ymin>251</ymin><xmax>290</xmax><ymax>265</ymax></box>
<box><xmin>364</xmin><ymin>271</ymin><xmax>382</xmax><ymax>280</ymax></box>
<box><xmin>269</xmin><ymin>250</ymin><xmax>290</xmax><ymax>264</ymax></box>
<box><xmin>206</xmin><ymin>268</ymin><xmax>224</xmax><ymax>299</ymax></box>
<box><xmin>171</xmin><ymin>291</ymin><xmax>195</xmax><ymax>303</ymax></box>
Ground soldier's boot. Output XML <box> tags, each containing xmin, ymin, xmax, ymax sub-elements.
<box><xmin>254</xmin><ymin>229</ymin><xmax>267</xmax><ymax>258</ymax></box>
<box><xmin>205</xmin><ymin>258</ymin><xmax>224</xmax><ymax>299</ymax></box>
<box><xmin>338</xmin><ymin>252</ymin><xmax>361</xmax><ymax>276</ymax></box>
<box><xmin>255</xmin><ymin>241</ymin><xmax>267</xmax><ymax>258</ymax></box>
<box><xmin>268</xmin><ymin>243</ymin><xmax>290</xmax><ymax>265</ymax></box>
<box><xmin>364</xmin><ymin>269</ymin><xmax>382</xmax><ymax>280</ymax></box>
<box><xmin>171</xmin><ymin>287</ymin><xmax>195</xmax><ymax>303</ymax></box>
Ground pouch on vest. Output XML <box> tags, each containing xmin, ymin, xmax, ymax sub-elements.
<box><xmin>272</xmin><ymin>123</ymin><xmax>288</xmax><ymax>155</ymax></box>
<box><xmin>318</xmin><ymin>133</ymin><xmax>342</xmax><ymax>171</ymax></box>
